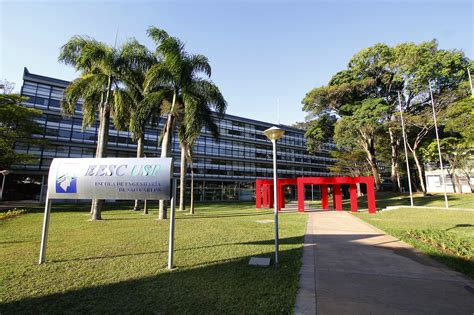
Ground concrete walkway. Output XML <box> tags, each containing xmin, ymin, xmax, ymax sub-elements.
<box><xmin>294</xmin><ymin>211</ymin><xmax>474</xmax><ymax>315</ymax></box>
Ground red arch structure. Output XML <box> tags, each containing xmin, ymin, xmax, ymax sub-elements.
<box><xmin>256</xmin><ymin>176</ymin><xmax>377</xmax><ymax>214</ymax></box>
<box><xmin>256</xmin><ymin>178</ymin><xmax>298</xmax><ymax>210</ymax></box>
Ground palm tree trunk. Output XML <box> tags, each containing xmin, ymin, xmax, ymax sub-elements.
<box><xmin>189</xmin><ymin>163</ymin><xmax>195</xmax><ymax>215</ymax></box>
<box><xmin>179</xmin><ymin>142</ymin><xmax>187</xmax><ymax>211</ymax></box>
<box><xmin>412</xmin><ymin>151</ymin><xmax>427</xmax><ymax>194</ymax></box>
<box><xmin>133</xmin><ymin>135</ymin><xmax>144</xmax><ymax>211</ymax></box>
<box><xmin>91</xmin><ymin>79</ymin><xmax>112</xmax><ymax>221</ymax></box>
<box><xmin>158</xmin><ymin>91</ymin><xmax>177</xmax><ymax>220</ymax></box>
<box><xmin>143</xmin><ymin>200</ymin><xmax>148</xmax><ymax>214</ymax></box>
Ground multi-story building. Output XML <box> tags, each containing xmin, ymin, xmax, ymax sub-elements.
<box><xmin>6</xmin><ymin>68</ymin><xmax>335</xmax><ymax>201</ymax></box>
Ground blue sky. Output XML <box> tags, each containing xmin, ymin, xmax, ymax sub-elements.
<box><xmin>1</xmin><ymin>0</ymin><xmax>472</xmax><ymax>125</ymax></box>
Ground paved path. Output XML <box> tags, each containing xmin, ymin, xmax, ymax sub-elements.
<box><xmin>294</xmin><ymin>211</ymin><xmax>474</xmax><ymax>315</ymax></box>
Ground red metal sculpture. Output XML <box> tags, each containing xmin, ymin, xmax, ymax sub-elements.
<box><xmin>256</xmin><ymin>176</ymin><xmax>377</xmax><ymax>214</ymax></box>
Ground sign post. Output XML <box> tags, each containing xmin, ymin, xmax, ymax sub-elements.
<box><xmin>168</xmin><ymin>178</ymin><xmax>177</xmax><ymax>269</ymax></box>
<box><xmin>39</xmin><ymin>191</ymin><xmax>52</xmax><ymax>264</ymax></box>
<box><xmin>39</xmin><ymin>157</ymin><xmax>173</xmax><ymax>265</ymax></box>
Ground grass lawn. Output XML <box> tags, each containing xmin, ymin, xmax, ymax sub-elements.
<box><xmin>353</xmin><ymin>193</ymin><xmax>474</xmax><ymax>278</ymax></box>
<box><xmin>0</xmin><ymin>202</ymin><xmax>307</xmax><ymax>314</ymax></box>
<box><xmin>309</xmin><ymin>191</ymin><xmax>474</xmax><ymax>210</ymax></box>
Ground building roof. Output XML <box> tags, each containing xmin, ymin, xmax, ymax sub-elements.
<box><xmin>22</xmin><ymin>67</ymin><xmax>306</xmax><ymax>134</ymax></box>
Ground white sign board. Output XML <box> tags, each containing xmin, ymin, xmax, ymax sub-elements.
<box><xmin>47</xmin><ymin>158</ymin><xmax>172</xmax><ymax>200</ymax></box>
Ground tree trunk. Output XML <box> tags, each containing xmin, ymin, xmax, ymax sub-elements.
<box><xmin>143</xmin><ymin>200</ymin><xmax>148</xmax><ymax>214</ymax></box>
<box><xmin>189</xmin><ymin>163</ymin><xmax>195</xmax><ymax>215</ymax></box>
<box><xmin>454</xmin><ymin>173</ymin><xmax>462</xmax><ymax>194</ymax></box>
<box><xmin>389</xmin><ymin>127</ymin><xmax>401</xmax><ymax>192</ymax></box>
<box><xmin>461</xmin><ymin>171</ymin><xmax>473</xmax><ymax>193</ymax></box>
<box><xmin>179</xmin><ymin>142</ymin><xmax>186</xmax><ymax>211</ymax></box>
<box><xmin>158</xmin><ymin>92</ymin><xmax>177</xmax><ymax>220</ymax></box>
<box><xmin>411</xmin><ymin>151</ymin><xmax>427</xmax><ymax>194</ymax></box>
<box><xmin>449</xmin><ymin>171</ymin><xmax>457</xmax><ymax>193</ymax></box>
<box><xmin>133</xmin><ymin>135</ymin><xmax>145</xmax><ymax>211</ymax></box>
<box><xmin>90</xmin><ymin>79</ymin><xmax>112</xmax><ymax>221</ymax></box>
<box><xmin>363</xmin><ymin>139</ymin><xmax>381</xmax><ymax>190</ymax></box>
<box><xmin>356</xmin><ymin>183</ymin><xmax>362</xmax><ymax>197</ymax></box>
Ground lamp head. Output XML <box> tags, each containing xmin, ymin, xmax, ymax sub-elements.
<box><xmin>263</xmin><ymin>126</ymin><xmax>285</xmax><ymax>141</ymax></box>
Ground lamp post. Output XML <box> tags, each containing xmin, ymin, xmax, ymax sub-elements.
<box><xmin>398</xmin><ymin>92</ymin><xmax>414</xmax><ymax>207</ymax></box>
<box><xmin>0</xmin><ymin>170</ymin><xmax>11</xmax><ymax>201</ymax></box>
<box><xmin>429</xmin><ymin>81</ymin><xmax>449</xmax><ymax>208</ymax></box>
<box><xmin>263</xmin><ymin>126</ymin><xmax>285</xmax><ymax>265</ymax></box>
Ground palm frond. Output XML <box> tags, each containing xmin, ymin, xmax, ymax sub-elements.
<box><xmin>189</xmin><ymin>54</ymin><xmax>211</xmax><ymax>77</ymax></box>
<box><xmin>144</xmin><ymin>63</ymin><xmax>174</xmax><ymax>93</ymax></box>
<box><xmin>112</xmin><ymin>89</ymin><xmax>133</xmax><ymax>130</ymax></box>
<box><xmin>58</xmin><ymin>35</ymin><xmax>93</xmax><ymax>67</ymax></box>
<box><xmin>147</xmin><ymin>26</ymin><xmax>170</xmax><ymax>46</ymax></box>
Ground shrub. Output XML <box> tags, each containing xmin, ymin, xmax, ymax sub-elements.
<box><xmin>0</xmin><ymin>208</ymin><xmax>28</xmax><ymax>221</ymax></box>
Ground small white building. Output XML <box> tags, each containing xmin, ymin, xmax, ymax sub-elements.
<box><xmin>425</xmin><ymin>169</ymin><xmax>473</xmax><ymax>194</ymax></box>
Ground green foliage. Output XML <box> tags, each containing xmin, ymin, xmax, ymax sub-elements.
<box><xmin>329</xmin><ymin>148</ymin><xmax>371</xmax><ymax>176</ymax></box>
<box><xmin>302</xmin><ymin>40</ymin><xmax>470</xmax><ymax>190</ymax></box>
<box><xmin>426</xmin><ymin>137</ymin><xmax>471</xmax><ymax>165</ymax></box>
<box><xmin>145</xmin><ymin>26</ymin><xmax>227</xmax><ymax>144</ymax></box>
<box><xmin>334</xmin><ymin>98</ymin><xmax>388</xmax><ymax>151</ymax></box>
<box><xmin>444</xmin><ymin>96</ymin><xmax>474</xmax><ymax>145</ymax></box>
<box><xmin>404</xmin><ymin>229</ymin><xmax>472</xmax><ymax>260</ymax></box>
<box><xmin>59</xmin><ymin>37</ymin><xmax>150</xmax><ymax>131</ymax></box>
<box><xmin>0</xmin><ymin>94</ymin><xmax>44</xmax><ymax>169</ymax></box>
<box><xmin>304</xmin><ymin>113</ymin><xmax>336</xmax><ymax>153</ymax></box>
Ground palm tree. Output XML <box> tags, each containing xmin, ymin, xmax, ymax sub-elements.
<box><xmin>112</xmin><ymin>39</ymin><xmax>170</xmax><ymax>212</ymax></box>
<box><xmin>59</xmin><ymin>36</ymin><xmax>142</xmax><ymax>220</ymax></box>
<box><xmin>179</xmin><ymin>90</ymin><xmax>226</xmax><ymax>212</ymax></box>
<box><xmin>185</xmin><ymin>138</ymin><xmax>196</xmax><ymax>214</ymax></box>
<box><xmin>145</xmin><ymin>26</ymin><xmax>226</xmax><ymax>219</ymax></box>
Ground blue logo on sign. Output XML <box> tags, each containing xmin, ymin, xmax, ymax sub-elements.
<box><xmin>56</xmin><ymin>168</ymin><xmax>77</xmax><ymax>193</ymax></box>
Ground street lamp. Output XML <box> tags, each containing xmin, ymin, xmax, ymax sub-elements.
<box><xmin>263</xmin><ymin>126</ymin><xmax>285</xmax><ymax>265</ymax></box>
<box><xmin>0</xmin><ymin>170</ymin><xmax>11</xmax><ymax>201</ymax></box>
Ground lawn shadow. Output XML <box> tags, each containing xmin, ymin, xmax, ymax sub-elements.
<box><xmin>178</xmin><ymin>211</ymin><xmax>271</xmax><ymax>220</ymax></box>
<box><xmin>4</xmin><ymin>232</ymin><xmax>473</xmax><ymax>314</ymax></box>
<box><xmin>0</xmin><ymin>246</ymin><xmax>303</xmax><ymax>314</ymax></box>
<box><xmin>445</xmin><ymin>224</ymin><xmax>474</xmax><ymax>231</ymax></box>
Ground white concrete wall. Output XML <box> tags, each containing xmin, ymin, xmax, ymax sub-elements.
<box><xmin>425</xmin><ymin>171</ymin><xmax>473</xmax><ymax>193</ymax></box>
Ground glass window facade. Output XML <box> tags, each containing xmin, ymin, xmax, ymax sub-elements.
<box><xmin>14</xmin><ymin>68</ymin><xmax>336</xmax><ymax>201</ymax></box>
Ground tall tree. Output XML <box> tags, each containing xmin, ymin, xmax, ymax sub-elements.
<box><xmin>179</xmin><ymin>90</ymin><xmax>226</xmax><ymax>213</ymax></box>
<box><xmin>304</xmin><ymin>113</ymin><xmax>337</xmax><ymax>154</ymax></box>
<box><xmin>303</xmin><ymin>40</ymin><xmax>470</xmax><ymax>191</ymax></box>
<box><xmin>59</xmin><ymin>36</ymin><xmax>139</xmax><ymax>220</ymax></box>
<box><xmin>444</xmin><ymin>95</ymin><xmax>474</xmax><ymax>145</ymax></box>
<box><xmin>0</xmin><ymin>94</ymin><xmax>43</xmax><ymax>170</ymax></box>
<box><xmin>145</xmin><ymin>26</ymin><xmax>226</xmax><ymax>219</ymax></box>
<box><xmin>329</xmin><ymin>148</ymin><xmax>372</xmax><ymax>196</ymax></box>
<box><xmin>333</xmin><ymin>98</ymin><xmax>389</xmax><ymax>189</ymax></box>
<box><xmin>111</xmin><ymin>39</ymin><xmax>168</xmax><ymax>212</ymax></box>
